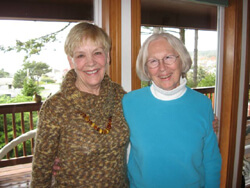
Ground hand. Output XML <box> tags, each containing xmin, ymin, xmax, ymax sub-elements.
<box><xmin>52</xmin><ymin>157</ymin><xmax>61</xmax><ymax>176</ymax></box>
<box><xmin>213</xmin><ymin>115</ymin><xmax>219</xmax><ymax>134</ymax></box>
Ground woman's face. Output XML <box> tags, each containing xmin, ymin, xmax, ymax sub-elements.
<box><xmin>68</xmin><ymin>38</ymin><xmax>109</xmax><ymax>95</ymax></box>
<box><xmin>146</xmin><ymin>38</ymin><xmax>182</xmax><ymax>91</ymax></box>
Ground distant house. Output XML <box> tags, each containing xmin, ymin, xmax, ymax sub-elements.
<box><xmin>0</xmin><ymin>78</ymin><xmax>13</xmax><ymax>89</ymax></box>
<box><xmin>0</xmin><ymin>78</ymin><xmax>21</xmax><ymax>97</ymax></box>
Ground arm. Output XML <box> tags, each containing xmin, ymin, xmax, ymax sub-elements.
<box><xmin>52</xmin><ymin>157</ymin><xmax>61</xmax><ymax>176</ymax></box>
<box><xmin>212</xmin><ymin>114</ymin><xmax>219</xmax><ymax>134</ymax></box>
<box><xmin>204</xmin><ymin>104</ymin><xmax>222</xmax><ymax>188</ymax></box>
<box><xmin>31</xmin><ymin>100</ymin><xmax>61</xmax><ymax>187</ymax></box>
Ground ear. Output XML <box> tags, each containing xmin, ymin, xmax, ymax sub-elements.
<box><xmin>145</xmin><ymin>67</ymin><xmax>151</xmax><ymax>80</ymax></box>
<box><xmin>67</xmin><ymin>56</ymin><xmax>75</xmax><ymax>69</ymax></box>
<box><xmin>106</xmin><ymin>52</ymin><xmax>111</xmax><ymax>65</ymax></box>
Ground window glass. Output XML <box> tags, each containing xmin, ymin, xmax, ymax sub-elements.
<box><xmin>140</xmin><ymin>0</ymin><xmax>218</xmax><ymax>107</ymax></box>
<box><xmin>243</xmin><ymin>89</ymin><xmax>250</xmax><ymax>185</ymax></box>
<box><xmin>0</xmin><ymin>20</ymin><xmax>78</xmax><ymax>101</ymax></box>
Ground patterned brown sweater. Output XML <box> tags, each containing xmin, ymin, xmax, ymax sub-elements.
<box><xmin>31</xmin><ymin>70</ymin><xmax>130</xmax><ymax>188</ymax></box>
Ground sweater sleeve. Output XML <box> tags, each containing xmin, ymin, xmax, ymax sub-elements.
<box><xmin>31</xmin><ymin>100</ymin><xmax>61</xmax><ymax>187</ymax></box>
<box><xmin>203</xmin><ymin>102</ymin><xmax>222</xmax><ymax>188</ymax></box>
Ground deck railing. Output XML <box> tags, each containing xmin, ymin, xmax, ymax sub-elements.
<box><xmin>0</xmin><ymin>102</ymin><xmax>42</xmax><ymax>167</ymax></box>
<box><xmin>0</xmin><ymin>86</ymin><xmax>216</xmax><ymax>168</ymax></box>
<box><xmin>193</xmin><ymin>86</ymin><xmax>215</xmax><ymax>109</ymax></box>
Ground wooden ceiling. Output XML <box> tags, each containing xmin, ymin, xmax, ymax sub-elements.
<box><xmin>141</xmin><ymin>0</ymin><xmax>217</xmax><ymax>30</ymax></box>
<box><xmin>0</xmin><ymin>0</ymin><xmax>93</xmax><ymax>21</ymax></box>
<box><xmin>0</xmin><ymin>0</ymin><xmax>217</xmax><ymax>30</ymax></box>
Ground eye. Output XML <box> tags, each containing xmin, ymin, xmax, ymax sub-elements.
<box><xmin>94</xmin><ymin>50</ymin><xmax>104</xmax><ymax>56</ymax></box>
<box><xmin>77</xmin><ymin>54</ymin><xmax>84</xmax><ymax>58</ymax></box>
<box><xmin>164</xmin><ymin>56</ymin><xmax>171</xmax><ymax>60</ymax></box>
<box><xmin>164</xmin><ymin>56</ymin><xmax>176</xmax><ymax>63</ymax></box>
<box><xmin>74</xmin><ymin>53</ymin><xmax>85</xmax><ymax>59</ymax></box>
<box><xmin>149</xmin><ymin>59</ymin><xmax>158</xmax><ymax>64</ymax></box>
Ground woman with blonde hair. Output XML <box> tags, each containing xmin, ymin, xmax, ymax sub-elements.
<box><xmin>31</xmin><ymin>22</ymin><xmax>129</xmax><ymax>187</ymax></box>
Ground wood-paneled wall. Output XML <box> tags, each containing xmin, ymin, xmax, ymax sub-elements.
<box><xmin>219</xmin><ymin>0</ymin><xmax>243</xmax><ymax>187</ymax></box>
<box><xmin>131</xmin><ymin>0</ymin><xmax>142</xmax><ymax>90</ymax></box>
<box><xmin>102</xmin><ymin>0</ymin><xmax>122</xmax><ymax>84</ymax></box>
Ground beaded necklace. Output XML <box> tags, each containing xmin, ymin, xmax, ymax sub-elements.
<box><xmin>77</xmin><ymin>76</ymin><xmax>115</xmax><ymax>134</ymax></box>
<box><xmin>79</xmin><ymin>112</ymin><xmax>112</xmax><ymax>134</ymax></box>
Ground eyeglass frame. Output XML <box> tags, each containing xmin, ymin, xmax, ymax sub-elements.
<box><xmin>146</xmin><ymin>55</ymin><xmax>179</xmax><ymax>69</ymax></box>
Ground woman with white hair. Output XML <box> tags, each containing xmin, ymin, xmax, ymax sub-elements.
<box><xmin>122</xmin><ymin>33</ymin><xmax>222</xmax><ymax>188</ymax></box>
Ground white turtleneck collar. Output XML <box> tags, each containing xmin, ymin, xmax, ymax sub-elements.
<box><xmin>150</xmin><ymin>77</ymin><xmax>187</xmax><ymax>101</ymax></box>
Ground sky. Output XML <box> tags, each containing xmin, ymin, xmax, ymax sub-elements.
<box><xmin>141</xmin><ymin>27</ymin><xmax>218</xmax><ymax>52</ymax></box>
<box><xmin>0</xmin><ymin>20</ymin><xmax>76</xmax><ymax>75</ymax></box>
<box><xmin>0</xmin><ymin>20</ymin><xmax>218</xmax><ymax>76</ymax></box>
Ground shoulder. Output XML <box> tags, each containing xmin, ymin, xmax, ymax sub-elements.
<box><xmin>186</xmin><ymin>87</ymin><xmax>211</xmax><ymax>104</ymax></box>
<box><xmin>122</xmin><ymin>86</ymin><xmax>150</xmax><ymax>105</ymax></box>
<box><xmin>40</xmin><ymin>91</ymin><xmax>68</xmax><ymax>114</ymax></box>
<box><xmin>111</xmin><ymin>81</ymin><xmax>127</xmax><ymax>95</ymax></box>
<box><xmin>108</xmin><ymin>81</ymin><xmax>127</xmax><ymax>102</ymax></box>
<box><xmin>185</xmin><ymin>87</ymin><xmax>213</xmax><ymax>117</ymax></box>
<box><xmin>124</xmin><ymin>86</ymin><xmax>149</xmax><ymax>99</ymax></box>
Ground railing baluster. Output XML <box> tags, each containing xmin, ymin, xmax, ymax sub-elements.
<box><xmin>3</xmin><ymin>114</ymin><xmax>9</xmax><ymax>159</ymax></box>
<box><xmin>11</xmin><ymin>112</ymin><xmax>18</xmax><ymax>157</ymax></box>
<box><xmin>211</xmin><ymin>93</ymin><xmax>215</xmax><ymax>109</ymax></box>
<box><xmin>0</xmin><ymin>102</ymin><xmax>42</xmax><ymax>167</ymax></box>
<box><xmin>29</xmin><ymin>111</ymin><xmax>34</xmax><ymax>154</ymax></box>
<box><xmin>21</xmin><ymin>112</ymin><xmax>27</xmax><ymax>156</ymax></box>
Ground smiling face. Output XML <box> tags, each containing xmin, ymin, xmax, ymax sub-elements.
<box><xmin>68</xmin><ymin>38</ymin><xmax>109</xmax><ymax>95</ymax></box>
<box><xmin>147</xmin><ymin>38</ymin><xmax>182</xmax><ymax>91</ymax></box>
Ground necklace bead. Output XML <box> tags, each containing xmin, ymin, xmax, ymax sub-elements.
<box><xmin>79</xmin><ymin>112</ymin><xmax>112</xmax><ymax>134</ymax></box>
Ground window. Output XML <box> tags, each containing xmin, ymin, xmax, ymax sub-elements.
<box><xmin>0</xmin><ymin>20</ymin><xmax>79</xmax><ymax>99</ymax></box>
<box><xmin>0</xmin><ymin>0</ymin><xmax>94</xmax><ymax>102</ymax></box>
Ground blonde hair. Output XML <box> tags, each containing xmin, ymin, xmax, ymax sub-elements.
<box><xmin>64</xmin><ymin>22</ymin><xmax>111</xmax><ymax>57</ymax></box>
<box><xmin>136</xmin><ymin>33</ymin><xmax>192</xmax><ymax>81</ymax></box>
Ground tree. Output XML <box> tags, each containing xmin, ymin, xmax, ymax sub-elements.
<box><xmin>141</xmin><ymin>26</ymin><xmax>182</xmax><ymax>39</ymax></box>
<box><xmin>13</xmin><ymin>69</ymin><xmax>26</xmax><ymax>88</ymax></box>
<box><xmin>180</xmin><ymin>28</ymin><xmax>185</xmax><ymax>44</ymax></box>
<box><xmin>1</xmin><ymin>23</ymin><xmax>71</xmax><ymax>89</ymax></box>
<box><xmin>0</xmin><ymin>68</ymin><xmax>10</xmax><ymax>78</ymax></box>
<box><xmin>1</xmin><ymin>23</ymin><xmax>71</xmax><ymax>62</ymax></box>
<box><xmin>22</xmin><ymin>78</ymin><xmax>40</xmax><ymax>97</ymax></box>
<box><xmin>198</xmin><ymin>73</ymin><xmax>216</xmax><ymax>87</ymax></box>
<box><xmin>40</xmin><ymin>75</ymin><xmax>55</xmax><ymax>84</ymax></box>
<box><xmin>23</xmin><ymin>61</ymin><xmax>51</xmax><ymax>84</ymax></box>
<box><xmin>193</xmin><ymin>29</ymin><xmax>198</xmax><ymax>86</ymax></box>
<box><xmin>187</xmin><ymin>66</ymin><xmax>209</xmax><ymax>88</ymax></box>
<box><xmin>0</xmin><ymin>94</ymin><xmax>38</xmax><ymax>157</ymax></box>
<box><xmin>12</xmin><ymin>61</ymin><xmax>51</xmax><ymax>88</ymax></box>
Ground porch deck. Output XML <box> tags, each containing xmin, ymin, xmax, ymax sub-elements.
<box><xmin>0</xmin><ymin>163</ymin><xmax>31</xmax><ymax>187</ymax></box>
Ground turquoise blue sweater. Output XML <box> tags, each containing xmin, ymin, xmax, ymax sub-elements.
<box><xmin>122</xmin><ymin>86</ymin><xmax>222</xmax><ymax>188</ymax></box>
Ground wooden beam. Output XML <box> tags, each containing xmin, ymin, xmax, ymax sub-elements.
<box><xmin>0</xmin><ymin>1</ymin><xmax>93</xmax><ymax>21</ymax></box>
<box><xmin>141</xmin><ymin>0</ymin><xmax>217</xmax><ymax>31</ymax></box>
<box><xmin>219</xmin><ymin>0</ymin><xmax>243</xmax><ymax>187</ymax></box>
<box><xmin>236</xmin><ymin>1</ymin><xmax>250</xmax><ymax>187</ymax></box>
<box><xmin>131</xmin><ymin>0</ymin><xmax>141</xmax><ymax>90</ymax></box>
<box><xmin>102</xmin><ymin>0</ymin><xmax>122</xmax><ymax>84</ymax></box>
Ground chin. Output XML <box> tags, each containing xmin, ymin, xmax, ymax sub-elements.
<box><xmin>161</xmin><ymin>85</ymin><xmax>176</xmax><ymax>91</ymax></box>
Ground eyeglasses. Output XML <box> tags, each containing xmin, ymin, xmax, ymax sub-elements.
<box><xmin>146</xmin><ymin>55</ymin><xmax>179</xmax><ymax>69</ymax></box>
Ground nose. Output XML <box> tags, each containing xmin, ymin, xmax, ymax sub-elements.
<box><xmin>159</xmin><ymin>60</ymin><xmax>166</xmax><ymax>71</ymax></box>
<box><xmin>85</xmin><ymin>55</ymin><xmax>96</xmax><ymax>66</ymax></box>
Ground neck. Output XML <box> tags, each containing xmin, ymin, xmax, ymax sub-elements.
<box><xmin>75</xmin><ymin>80</ymin><xmax>100</xmax><ymax>95</ymax></box>
<box><xmin>150</xmin><ymin>77</ymin><xmax>187</xmax><ymax>101</ymax></box>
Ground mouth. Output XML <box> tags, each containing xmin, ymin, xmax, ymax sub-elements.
<box><xmin>84</xmin><ymin>69</ymin><xmax>99</xmax><ymax>75</ymax></box>
<box><xmin>159</xmin><ymin>73</ymin><xmax>172</xmax><ymax>79</ymax></box>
